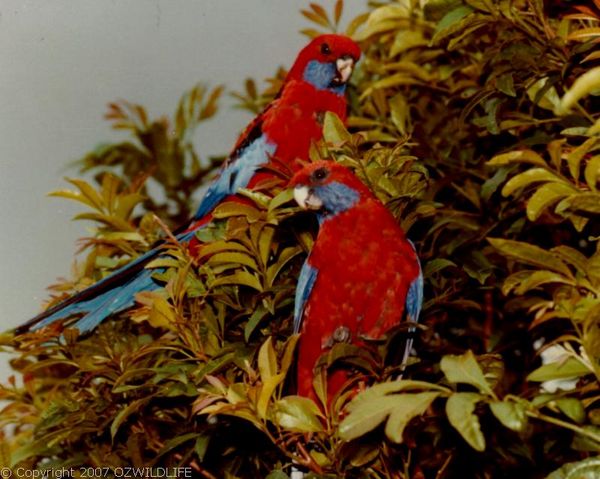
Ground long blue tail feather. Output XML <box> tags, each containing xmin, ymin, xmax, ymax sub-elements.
<box><xmin>18</xmin><ymin>128</ymin><xmax>273</xmax><ymax>335</ymax></box>
<box><xmin>32</xmin><ymin>268</ymin><xmax>160</xmax><ymax>334</ymax></box>
<box><xmin>17</xmin><ymin>223</ymin><xmax>204</xmax><ymax>335</ymax></box>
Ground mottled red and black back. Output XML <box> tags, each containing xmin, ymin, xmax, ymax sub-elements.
<box><xmin>187</xmin><ymin>80</ymin><xmax>347</xmax><ymax>254</ymax></box>
<box><xmin>296</xmin><ymin>198</ymin><xmax>420</xmax><ymax>401</ymax></box>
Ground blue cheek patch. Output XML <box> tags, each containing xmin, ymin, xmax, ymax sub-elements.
<box><xmin>316</xmin><ymin>181</ymin><xmax>360</xmax><ymax>217</ymax></box>
<box><xmin>303</xmin><ymin>60</ymin><xmax>346</xmax><ymax>95</ymax></box>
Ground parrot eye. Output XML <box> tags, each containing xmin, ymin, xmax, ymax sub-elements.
<box><xmin>320</xmin><ymin>43</ymin><xmax>331</xmax><ymax>55</ymax></box>
<box><xmin>312</xmin><ymin>167</ymin><xmax>329</xmax><ymax>182</ymax></box>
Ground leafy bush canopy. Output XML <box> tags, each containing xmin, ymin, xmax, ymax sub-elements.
<box><xmin>2</xmin><ymin>1</ymin><xmax>600</xmax><ymax>477</ymax></box>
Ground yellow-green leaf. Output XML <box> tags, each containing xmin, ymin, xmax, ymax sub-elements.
<box><xmin>441</xmin><ymin>351</ymin><xmax>493</xmax><ymax>395</ymax></box>
<box><xmin>488</xmin><ymin>150</ymin><xmax>547</xmax><ymax>167</ymax></box>
<box><xmin>258</xmin><ymin>336</ymin><xmax>278</xmax><ymax>381</ymax></box>
<box><xmin>211</xmin><ymin>270</ymin><xmax>263</xmax><ymax>291</ymax></box>
<box><xmin>257</xmin><ymin>373</ymin><xmax>285</xmax><ymax>420</ymax></box>
<box><xmin>559</xmin><ymin>66</ymin><xmax>600</xmax><ymax>114</ymax></box>
<box><xmin>274</xmin><ymin>396</ymin><xmax>324</xmax><ymax>432</ymax></box>
<box><xmin>446</xmin><ymin>392</ymin><xmax>485</xmax><ymax>451</ymax></box>
<box><xmin>384</xmin><ymin>392</ymin><xmax>440</xmax><ymax>443</ymax></box>
<box><xmin>584</xmin><ymin>155</ymin><xmax>600</xmax><ymax>191</ymax></box>
<box><xmin>527</xmin><ymin>358</ymin><xmax>591</xmax><ymax>382</ymax></box>
<box><xmin>526</xmin><ymin>183</ymin><xmax>577</xmax><ymax>221</ymax></box>
<box><xmin>207</xmin><ymin>252</ymin><xmax>259</xmax><ymax>272</ymax></box>
<box><xmin>323</xmin><ymin>111</ymin><xmax>351</xmax><ymax>145</ymax></box>
<box><xmin>488</xmin><ymin>238</ymin><xmax>572</xmax><ymax>277</ymax></box>
<box><xmin>489</xmin><ymin>401</ymin><xmax>528</xmax><ymax>432</ymax></box>
<box><xmin>502</xmin><ymin>168</ymin><xmax>565</xmax><ymax>197</ymax></box>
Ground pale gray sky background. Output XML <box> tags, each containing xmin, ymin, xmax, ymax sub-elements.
<box><xmin>0</xmin><ymin>1</ymin><xmax>366</xmax><ymax>381</ymax></box>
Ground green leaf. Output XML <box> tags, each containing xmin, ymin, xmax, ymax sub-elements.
<box><xmin>488</xmin><ymin>150</ymin><xmax>547</xmax><ymax>167</ymax></box>
<box><xmin>446</xmin><ymin>392</ymin><xmax>486</xmax><ymax>451</ymax></box>
<box><xmin>194</xmin><ymin>434</ymin><xmax>211</xmax><ymax>462</ymax></box>
<box><xmin>559</xmin><ymin>193</ymin><xmax>600</xmax><ymax>215</ymax></box>
<box><xmin>501</xmin><ymin>168</ymin><xmax>565</xmax><ymax>197</ymax></box>
<box><xmin>156</xmin><ymin>432</ymin><xmax>200</xmax><ymax>459</ymax></box>
<box><xmin>265</xmin><ymin>471</ymin><xmax>290</xmax><ymax>479</ymax></box>
<box><xmin>268</xmin><ymin>188</ymin><xmax>295</xmax><ymax>212</ymax></box>
<box><xmin>432</xmin><ymin>6</ymin><xmax>475</xmax><ymax>42</ymax></box>
<box><xmin>212</xmin><ymin>202</ymin><xmax>261</xmax><ymax>221</ymax></box>
<box><xmin>526</xmin><ymin>182</ymin><xmax>577</xmax><ymax>221</ymax></box>
<box><xmin>211</xmin><ymin>271</ymin><xmax>263</xmax><ymax>291</ymax></box>
<box><xmin>339</xmin><ymin>381</ymin><xmax>445</xmax><ymax>441</ymax></box>
<box><xmin>556</xmin><ymin>398</ymin><xmax>586</xmax><ymax>424</ymax></box>
<box><xmin>273</xmin><ymin>396</ymin><xmax>324</xmax><ymax>432</ymax></box>
<box><xmin>197</xmin><ymin>240</ymin><xmax>250</xmax><ymax>258</ymax></box>
<box><xmin>257</xmin><ymin>373</ymin><xmax>285</xmax><ymax>420</ymax></box>
<box><xmin>207</xmin><ymin>251</ymin><xmax>259</xmax><ymax>271</ymax></box>
<box><xmin>559</xmin><ymin>66</ymin><xmax>600</xmax><ymax>114</ymax></box>
<box><xmin>323</xmin><ymin>111</ymin><xmax>351</xmax><ymax>145</ymax></box>
<box><xmin>258</xmin><ymin>336</ymin><xmax>278</xmax><ymax>381</ymax></box>
<box><xmin>65</xmin><ymin>177</ymin><xmax>105</xmax><ymax>210</ymax></box>
<box><xmin>424</xmin><ymin>258</ymin><xmax>457</xmax><ymax>276</ymax></box>
<box><xmin>440</xmin><ymin>351</ymin><xmax>493</xmax><ymax>395</ymax></box>
<box><xmin>488</xmin><ymin>238</ymin><xmax>573</xmax><ymax>277</ymax></box>
<box><xmin>546</xmin><ymin>457</ymin><xmax>600</xmax><ymax>479</ymax></box>
<box><xmin>110</xmin><ymin>397</ymin><xmax>152</xmax><ymax>439</ymax></box>
<box><xmin>389</xmin><ymin>92</ymin><xmax>410</xmax><ymax>135</ymax></box>
<box><xmin>489</xmin><ymin>401</ymin><xmax>528</xmax><ymax>432</ymax></box>
<box><xmin>584</xmin><ymin>155</ymin><xmax>600</xmax><ymax>191</ymax></box>
<box><xmin>244</xmin><ymin>305</ymin><xmax>269</xmax><ymax>342</ymax></box>
<box><xmin>566</xmin><ymin>137</ymin><xmax>598</xmax><ymax>181</ymax></box>
<box><xmin>280</xmin><ymin>334</ymin><xmax>300</xmax><ymax>378</ymax></box>
<box><xmin>496</xmin><ymin>73</ymin><xmax>516</xmax><ymax>97</ymax></box>
<box><xmin>510</xmin><ymin>270</ymin><xmax>574</xmax><ymax>295</ymax></box>
<box><xmin>390</xmin><ymin>30</ymin><xmax>428</xmax><ymax>56</ymax></box>
<box><xmin>384</xmin><ymin>392</ymin><xmax>440</xmax><ymax>443</ymax></box>
<box><xmin>527</xmin><ymin>358</ymin><xmax>591</xmax><ymax>382</ymax></box>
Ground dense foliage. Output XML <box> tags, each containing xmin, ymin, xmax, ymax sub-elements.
<box><xmin>2</xmin><ymin>1</ymin><xmax>600</xmax><ymax>477</ymax></box>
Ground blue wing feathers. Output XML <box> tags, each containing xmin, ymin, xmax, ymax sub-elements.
<box><xmin>406</xmin><ymin>268</ymin><xmax>423</xmax><ymax>324</ymax></box>
<box><xmin>18</xmin><ymin>131</ymin><xmax>276</xmax><ymax>334</ymax></box>
<box><xmin>293</xmin><ymin>260</ymin><xmax>318</xmax><ymax>334</ymax></box>
<box><xmin>401</xmin><ymin>241</ymin><xmax>423</xmax><ymax>366</ymax></box>
<box><xmin>405</xmin><ymin>240</ymin><xmax>423</xmax><ymax>324</ymax></box>
<box><xmin>193</xmin><ymin>135</ymin><xmax>275</xmax><ymax>219</ymax></box>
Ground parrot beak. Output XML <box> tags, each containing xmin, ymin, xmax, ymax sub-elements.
<box><xmin>333</xmin><ymin>55</ymin><xmax>355</xmax><ymax>86</ymax></box>
<box><xmin>294</xmin><ymin>185</ymin><xmax>323</xmax><ymax>210</ymax></box>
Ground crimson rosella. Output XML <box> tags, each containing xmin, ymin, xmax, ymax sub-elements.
<box><xmin>16</xmin><ymin>35</ymin><xmax>361</xmax><ymax>335</ymax></box>
<box><xmin>290</xmin><ymin>161</ymin><xmax>423</xmax><ymax>402</ymax></box>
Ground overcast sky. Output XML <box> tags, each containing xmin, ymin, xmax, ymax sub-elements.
<box><xmin>0</xmin><ymin>1</ymin><xmax>366</xmax><ymax>381</ymax></box>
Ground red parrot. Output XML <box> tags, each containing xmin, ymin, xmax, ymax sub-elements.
<box><xmin>290</xmin><ymin>161</ymin><xmax>423</xmax><ymax>402</ymax></box>
<box><xmin>17</xmin><ymin>35</ymin><xmax>361</xmax><ymax>335</ymax></box>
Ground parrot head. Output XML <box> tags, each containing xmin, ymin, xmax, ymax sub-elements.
<box><xmin>287</xmin><ymin>34</ymin><xmax>361</xmax><ymax>94</ymax></box>
<box><xmin>291</xmin><ymin>161</ymin><xmax>371</xmax><ymax>216</ymax></box>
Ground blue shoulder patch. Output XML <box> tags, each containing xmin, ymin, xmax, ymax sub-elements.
<box><xmin>293</xmin><ymin>260</ymin><xmax>318</xmax><ymax>334</ymax></box>
<box><xmin>193</xmin><ymin>135</ymin><xmax>276</xmax><ymax>219</ymax></box>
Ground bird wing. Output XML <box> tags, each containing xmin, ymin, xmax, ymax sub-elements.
<box><xmin>192</xmin><ymin>104</ymin><xmax>277</xmax><ymax>220</ymax></box>
<box><xmin>293</xmin><ymin>260</ymin><xmax>318</xmax><ymax>334</ymax></box>
<box><xmin>401</xmin><ymin>240</ymin><xmax>423</xmax><ymax>364</ymax></box>
<box><xmin>405</xmin><ymin>252</ymin><xmax>423</xmax><ymax>323</ymax></box>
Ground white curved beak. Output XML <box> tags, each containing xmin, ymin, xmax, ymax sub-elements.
<box><xmin>336</xmin><ymin>57</ymin><xmax>354</xmax><ymax>84</ymax></box>
<box><xmin>294</xmin><ymin>185</ymin><xmax>323</xmax><ymax>210</ymax></box>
